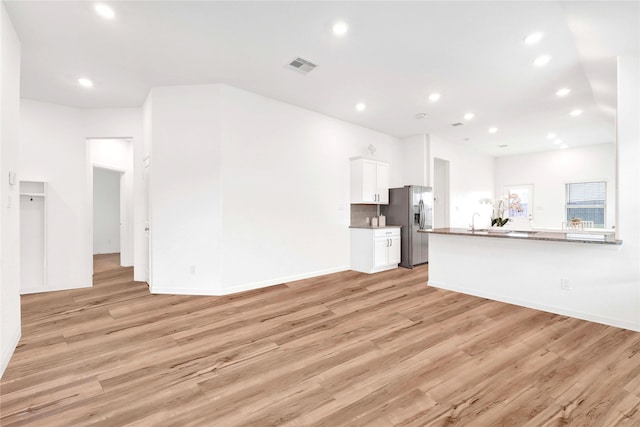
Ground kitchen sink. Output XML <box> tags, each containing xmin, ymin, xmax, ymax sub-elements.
<box><xmin>506</xmin><ymin>231</ymin><xmax>537</xmax><ymax>237</ymax></box>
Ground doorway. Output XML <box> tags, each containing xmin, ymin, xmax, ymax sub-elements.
<box><xmin>87</xmin><ymin>138</ymin><xmax>134</xmax><ymax>276</ymax></box>
<box><xmin>93</xmin><ymin>167</ymin><xmax>123</xmax><ymax>270</ymax></box>
<box><xmin>434</xmin><ymin>158</ymin><xmax>450</xmax><ymax>228</ymax></box>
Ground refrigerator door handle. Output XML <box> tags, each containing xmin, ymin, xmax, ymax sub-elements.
<box><xmin>418</xmin><ymin>199</ymin><xmax>426</xmax><ymax>230</ymax></box>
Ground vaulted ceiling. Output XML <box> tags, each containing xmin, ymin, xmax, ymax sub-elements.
<box><xmin>5</xmin><ymin>1</ymin><xmax>638</xmax><ymax>156</ymax></box>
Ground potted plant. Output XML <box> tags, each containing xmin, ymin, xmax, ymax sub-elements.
<box><xmin>491</xmin><ymin>199</ymin><xmax>510</xmax><ymax>227</ymax></box>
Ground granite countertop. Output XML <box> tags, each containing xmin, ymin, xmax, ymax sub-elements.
<box><xmin>422</xmin><ymin>227</ymin><xmax>622</xmax><ymax>245</ymax></box>
<box><xmin>349</xmin><ymin>225</ymin><xmax>403</xmax><ymax>229</ymax></box>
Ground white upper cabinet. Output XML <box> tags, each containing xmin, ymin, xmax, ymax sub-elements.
<box><xmin>375</xmin><ymin>161</ymin><xmax>389</xmax><ymax>204</ymax></box>
<box><xmin>350</xmin><ymin>158</ymin><xmax>390</xmax><ymax>204</ymax></box>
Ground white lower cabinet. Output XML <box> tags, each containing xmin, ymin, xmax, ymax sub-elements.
<box><xmin>350</xmin><ymin>227</ymin><xmax>401</xmax><ymax>274</ymax></box>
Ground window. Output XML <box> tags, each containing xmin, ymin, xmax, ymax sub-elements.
<box><xmin>566</xmin><ymin>181</ymin><xmax>606</xmax><ymax>228</ymax></box>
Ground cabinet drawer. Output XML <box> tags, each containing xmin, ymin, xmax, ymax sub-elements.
<box><xmin>374</xmin><ymin>228</ymin><xmax>400</xmax><ymax>238</ymax></box>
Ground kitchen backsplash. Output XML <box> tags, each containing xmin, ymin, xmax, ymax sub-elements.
<box><xmin>350</xmin><ymin>204</ymin><xmax>378</xmax><ymax>226</ymax></box>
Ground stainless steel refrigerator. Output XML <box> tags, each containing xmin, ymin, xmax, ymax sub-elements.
<box><xmin>381</xmin><ymin>186</ymin><xmax>433</xmax><ymax>268</ymax></box>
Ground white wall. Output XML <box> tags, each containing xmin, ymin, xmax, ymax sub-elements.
<box><xmin>0</xmin><ymin>2</ymin><xmax>22</xmax><ymax>378</ymax></box>
<box><xmin>146</xmin><ymin>83</ymin><xmax>403</xmax><ymax>295</ymax></box>
<box><xmin>89</xmin><ymin>138</ymin><xmax>134</xmax><ymax>263</ymax></box>
<box><xmin>147</xmin><ymin>85</ymin><xmax>223</xmax><ymax>294</ymax></box>
<box><xmin>429</xmin><ymin>134</ymin><xmax>495</xmax><ymax>228</ymax></box>
<box><xmin>93</xmin><ymin>168</ymin><xmax>121</xmax><ymax>254</ymax></box>
<box><xmin>401</xmin><ymin>134</ymin><xmax>429</xmax><ymax>186</ymax></box>
<box><xmin>219</xmin><ymin>85</ymin><xmax>403</xmax><ymax>293</ymax></box>
<box><xmin>21</xmin><ymin>101</ymin><xmax>90</xmax><ymax>291</ymax></box>
<box><xmin>20</xmin><ymin>101</ymin><xmax>143</xmax><ymax>291</ymax></box>
<box><xmin>616</xmin><ymin>54</ymin><xmax>640</xmax><ymax>330</ymax></box>
<box><xmin>495</xmin><ymin>144</ymin><xmax>616</xmax><ymax>229</ymax></box>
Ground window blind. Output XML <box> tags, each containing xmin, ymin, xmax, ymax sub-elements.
<box><xmin>566</xmin><ymin>181</ymin><xmax>606</xmax><ymax>227</ymax></box>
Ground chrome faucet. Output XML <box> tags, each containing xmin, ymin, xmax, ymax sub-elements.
<box><xmin>470</xmin><ymin>212</ymin><xmax>481</xmax><ymax>231</ymax></box>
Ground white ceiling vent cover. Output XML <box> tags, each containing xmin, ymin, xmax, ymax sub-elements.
<box><xmin>288</xmin><ymin>57</ymin><xmax>317</xmax><ymax>74</ymax></box>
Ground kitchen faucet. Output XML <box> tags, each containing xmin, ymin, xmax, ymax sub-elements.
<box><xmin>470</xmin><ymin>212</ymin><xmax>481</xmax><ymax>231</ymax></box>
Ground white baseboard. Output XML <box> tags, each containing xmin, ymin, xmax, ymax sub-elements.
<box><xmin>218</xmin><ymin>266</ymin><xmax>350</xmax><ymax>295</ymax></box>
<box><xmin>428</xmin><ymin>280</ymin><xmax>640</xmax><ymax>332</ymax></box>
<box><xmin>150</xmin><ymin>285</ymin><xmax>218</xmax><ymax>296</ymax></box>
<box><xmin>20</xmin><ymin>282</ymin><xmax>91</xmax><ymax>295</ymax></box>
<box><xmin>356</xmin><ymin>264</ymin><xmax>400</xmax><ymax>274</ymax></box>
<box><xmin>1</xmin><ymin>326</ymin><xmax>21</xmax><ymax>379</ymax></box>
<box><xmin>151</xmin><ymin>265</ymin><xmax>350</xmax><ymax>296</ymax></box>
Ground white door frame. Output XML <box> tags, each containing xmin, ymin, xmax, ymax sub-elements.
<box><xmin>143</xmin><ymin>154</ymin><xmax>151</xmax><ymax>284</ymax></box>
<box><xmin>91</xmin><ymin>164</ymin><xmax>129</xmax><ymax>263</ymax></box>
<box><xmin>87</xmin><ymin>138</ymin><xmax>134</xmax><ymax>271</ymax></box>
<box><xmin>433</xmin><ymin>157</ymin><xmax>451</xmax><ymax>228</ymax></box>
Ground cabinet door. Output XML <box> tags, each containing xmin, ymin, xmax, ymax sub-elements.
<box><xmin>388</xmin><ymin>235</ymin><xmax>401</xmax><ymax>265</ymax></box>
<box><xmin>373</xmin><ymin>238</ymin><xmax>389</xmax><ymax>267</ymax></box>
<box><xmin>376</xmin><ymin>162</ymin><xmax>390</xmax><ymax>204</ymax></box>
<box><xmin>361</xmin><ymin>160</ymin><xmax>377</xmax><ymax>203</ymax></box>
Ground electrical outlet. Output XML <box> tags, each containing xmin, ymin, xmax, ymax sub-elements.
<box><xmin>560</xmin><ymin>278</ymin><xmax>571</xmax><ymax>290</ymax></box>
<box><xmin>190</xmin><ymin>265</ymin><xmax>196</xmax><ymax>275</ymax></box>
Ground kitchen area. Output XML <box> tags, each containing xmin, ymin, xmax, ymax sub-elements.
<box><xmin>349</xmin><ymin>157</ymin><xmax>433</xmax><ymax>274</ymax></box>
<box><xmin>346</xmin><ymin>140</ymin><xmax>634</xmax><ymax>331</ymax></box>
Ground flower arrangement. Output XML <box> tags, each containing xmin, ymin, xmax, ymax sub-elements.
<box><xmin>491</xmin><ymin>199</ymin><xmax>510</xmax><ymax>227</ymax></box>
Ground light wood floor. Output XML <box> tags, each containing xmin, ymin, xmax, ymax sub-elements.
<box><xmin>2</xmin><ymin>254</ymin><xmax>640</xmax><ymax>426</ymax></box>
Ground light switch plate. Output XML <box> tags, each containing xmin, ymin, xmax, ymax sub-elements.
<box><xmin>8</xmin><ymin>171</ymin><xmax>16</xmax><ymax>186</ymax></box>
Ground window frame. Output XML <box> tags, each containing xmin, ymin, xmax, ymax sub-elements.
<box><xmin>565</xmin><ymin>181</ymin><xmax>607</xmax><ymax>228</ymax></box>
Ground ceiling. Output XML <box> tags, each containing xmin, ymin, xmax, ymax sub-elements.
<box><xmin>5</xmin><ymin>1</ymin><xmax>639</xmax><ymax>156</ymax></box>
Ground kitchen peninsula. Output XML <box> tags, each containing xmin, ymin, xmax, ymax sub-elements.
<box><xmin>428</xmin><ymin>227</ymin><xmax>621</xmax><ymax>245</ymax></box>
<box><xmin>422</xmin><ymin>228</ymin><xmax>634</xmax><ymax>330</ymax></box>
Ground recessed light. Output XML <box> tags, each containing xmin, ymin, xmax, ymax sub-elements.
<box><xmin>332</xmin><ymin>21</ymin><xmax>348</xmax><ymax>36</ymax></box>
<box><xmin>464</xmin><ymin>113</ymin><xmax>474</xmax><ymax>120</ymax></box>
<box><xmin>556</xmin><ymin>88</ymin><xmax>571</xmax><ymax>97</ymax></box>
<box><xmin>428</xmin><ymin>93</ymin><xmax>441</xmax><ymax>102</ymax></box>
<box><xmin>524</xmin><ymin>32</ymin><xmax>544</xmax><ymax>45</ymax></box>
<box><xmin>570</xmin><ymin>109</ymin><xmax>583</xmax><ymax>117</ymax></box>
<box><xmin>554</xmin><ymin>139</ymin><xmax>563</xmax><ymax>145</ymax></box>
<box><xmin>415</xmin><ymin>113</ymin><xmax>427</xmax><ymax>119</ymax></box>
<box><xmin>78</xmin><ymin>78</ymin><xmax>93</xmax><ymax>88</ymax></box>
<box><xmin>94</xmin><ymin>4</ymin><xmax>115</xmax><ymax>19</ymax></box>
<box><xmin>560</xmin><ymin>144</ymin><xmax>568</xmax><ymax>149</ymax></box>
<box><xmin>488</xmin><ymin>127</ymin><xmax>498</xmax><ymax>134</ymax></box>
<box><xmin>547</xmin><ymin>133</ymin><xmax>556</xmax><ymax>139</ymax></box>
<box><xmin>355</xmin><ymin>102</ymin><xmax>366</xmax><ymax>112</ymax></box>
<box><xmin>533</xmin><ymin>55</ymin><xmax>551</xmax><ymax>67</ymax></box>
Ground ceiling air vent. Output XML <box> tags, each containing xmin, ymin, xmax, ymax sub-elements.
<box><xmin>451</xmin><ymin>122</ymin><xmax>464</xmax><ymax>127</ymax></box>
<box><xmin>288</xmin><ymin>57</ymin><xmax>317</xmax><ymax>74</ymax></box>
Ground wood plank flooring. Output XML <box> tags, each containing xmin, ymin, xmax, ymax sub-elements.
<box><xmin>2</xmin><ymin>253</ymin><xmax>640</xmax><ymax>426</ymax></box>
